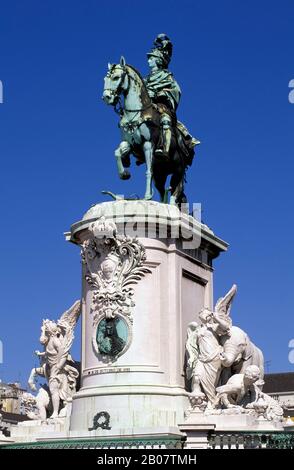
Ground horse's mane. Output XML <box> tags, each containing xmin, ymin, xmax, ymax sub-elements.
<box><xmin>126</xmin><ymin>64</ymin><xmax>151</xmax><ymax>106</ymax></box>
<box><xmin>126</xmin><ymin>64</ymin><xmax>146</xmax><ymax>85</ymax></box>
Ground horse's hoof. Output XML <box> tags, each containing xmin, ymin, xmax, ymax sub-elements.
<box><xmin>120</xmin><ymin>170</ymin><xmax>131</xmax><ymax>180</ymax></box>
<box><xmin>169</xmin><ymin>196</ymin><xmax>176</xmax><ymax>205</ymax></box>
<box><xmin>144</xmin><ymin>194</ymin><xmax>153</xmax><ymax>201</ymax></box>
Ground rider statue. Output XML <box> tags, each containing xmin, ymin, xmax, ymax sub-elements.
<box><xmin>102</xmin><ymin>34</ymin><xmax>200</xmax><ymax>203</ymax></box>
<box><xmin>144</xmin><ymin>34</ymin><xmax>199</xmax><ymax>161</ymax></box>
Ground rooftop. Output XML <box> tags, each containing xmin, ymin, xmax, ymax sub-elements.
<box><xmin>264</xmin><ymin>372</ymin><xmax>294</xmax><ymax>394</ymax></box>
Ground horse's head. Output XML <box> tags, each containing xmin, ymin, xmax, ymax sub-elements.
<box><xmin>103</xmin><ymin>56</ymin><xmax>128</xmax><ymax>105</ymax></box>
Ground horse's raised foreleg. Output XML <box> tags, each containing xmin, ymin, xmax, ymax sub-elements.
<box><xmin>114</xmin><ymin>141</ymin><xmax>131</xmax><ymax>180</ymax></box>
<box><xmin>143</xmin><ymin>141</ymin><xmax>153</xmax><ymax>200</ymax></box>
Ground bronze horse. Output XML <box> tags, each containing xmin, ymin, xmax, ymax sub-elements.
<box><xmin>103</xmin><ymin>57</ymin><xmax>196</xmax><ymax>205</ymax></box>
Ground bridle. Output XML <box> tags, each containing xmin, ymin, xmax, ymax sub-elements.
<box><xmin>105</xmin><ymin>65</ymin><xmax>152</xmax><ymax>116</ymax></box>
<box><xmin>104</xmin><ymin>65</ymin><xmax>127</xmax><ymax>114</ymax></box>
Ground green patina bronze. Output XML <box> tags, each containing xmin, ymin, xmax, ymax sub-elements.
<box><xmin>145</xmin><ymin>34</ymin><xmax>181</xmax><ymax>113</ymax></box>
<box><xmin>96</xmin><ymin>317</ymin><xmax>128</xmax><ymax>357</ymax></box>
<box><xmin>102</xmin><ymin>34</ymin><xmax>200</xmax><ymax>206</ymax></box>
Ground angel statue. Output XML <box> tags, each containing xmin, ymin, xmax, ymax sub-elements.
<box><xmin>28</xmin><ymin>300</ymin><xmax>81</xmax><ymax>419</ymax></box>
<box><xmin>185</xmin><ymin>284</ymin><xmax>264</xmax><ymax>407</ymax></box>
<box><xmin>185</xmin><ymin>309</ymin><xmax>225</xmax><ymax>405</ymax></box>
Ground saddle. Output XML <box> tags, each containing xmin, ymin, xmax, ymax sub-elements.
<box><xmin>140</xmin><ymin>102</ymin><xmax>196</xmax><ymax>168</ymax></box>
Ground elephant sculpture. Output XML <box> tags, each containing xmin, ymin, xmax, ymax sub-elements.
<box><xmin>185</xmin><ymin>284</ymin><xmax>265</xmax><ymax>402</ymax></box>
<box><xmin>214</xmin><ymin>285</ymin><xmax>264</xmax><ymax>386</ymax></box>
<box><xmin>218</xmin><ymin>325</ymin><xmax>264</xmax><ymax>386</ymax></box>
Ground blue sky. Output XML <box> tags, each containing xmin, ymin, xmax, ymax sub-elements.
<box><xmin>0</xmin><ymin>0</ymin><xmax>293</xmax><ymax>385</ymax></box>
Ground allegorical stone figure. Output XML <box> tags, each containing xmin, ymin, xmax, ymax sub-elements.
<box><xmin>27</xmin><ymin>300</ymin><xmax>81</xmax><ymax>419</ymax></box>
<box><xmin>186</xmin><ymin>308</ymin><xmax>230</xmax><ymax>404</ymax></box>
<box><xmin>185</xmin><ymin>285</ymin><xmax>264</xmax><ymax>407</ymax></box>
<box><xmin>214</xmin><ymin>364</ymin><xmax>262</xmax><ymax>409</ymax></box>
<box><xmin>214</xmin><ymin>365</ymin><xmax>284</xmax><ymax>421</ymax></box>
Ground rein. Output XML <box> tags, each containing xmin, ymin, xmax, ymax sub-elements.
<box><xmin>124</xmin><ymin>103</ymin><xmax>152</xmax><ymax>113</ymax></box>
<box><xmin>109</xmin><ymin>65</ymin><xmax>153</xmax><ymax>116</ymax></box>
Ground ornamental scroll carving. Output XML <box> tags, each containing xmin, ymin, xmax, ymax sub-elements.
<box><xmin>81</xmin><ymin>217</ymin><xmax>151</xmax><ymax>329</ymax></box>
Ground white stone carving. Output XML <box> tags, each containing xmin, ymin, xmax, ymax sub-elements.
<box><xmin>184</xmin><ymin>285</ymin><xmax>284</xmax><ymax>428</ymax></box>
<box><xmin>81</xmin><ymin>217</ymin><xmax>151</xmax><ymax>359</ymax></box>
<box><xmin>250</xmin><ymin>392</ymin><xmax>284</xmax><ymax>422</ymax></box>
<box><xmin>185</xmin><ymin>284</ymin><xmax>265</xmax><ymax>406</ymax></box>
<box><xmin>215</xmin><ymin>365</ymin><xmax>284</xmax><ymax>422</ymax></box>
<box><xmin>27</xmin><ymin>300</ymin><xmax>81</xmax><ymax>419</ymax></box>
<box><xmin>186</xmin><ymin>311</ymin><xmax>224</xmax><ymax>403</ymax></box>
<box><xmin>21</xmin><ymin>388</ymin><xmax>50</xmax><ymax>420</ymax></box>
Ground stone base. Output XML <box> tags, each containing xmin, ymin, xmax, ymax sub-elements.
<box><xmin>179</xmin><ymin>410</ymin><xmax>286</xmax><ymax>448</ymax></box>
<box><xmin>178</xmin><ymin>423</ymin><xmax>215</xmax><ymax>449</ymax></box>
<box><xmin>182</xmin><ymin>409</ymin><xmax>284</xmax><ymax>431</ymax></box>
<box><xmin>0</xmin><ymin>432</ymin><xmax>14</xmax><ymax>445</ymax></box>
<box><xmin>70</xmin><ymin>390</ymin><xmax>189</xmax><ymax>432</ymax></box>
<box><xmin>284</xmin><ymin>423</ymin><xmax>294</xmax><ymax>432</ymax></box>
<box><xmin>6</xmin><ymin>425</ymin><xmax>184</xmax><ymax>448</ymax></box>
<box><xmin>66</xmin><ymin>201</ymin><xmax>228</xmax><ymax>436</ymax></box>
<box><xmin>10</xmin><ymin>416</ymin><xmax>71</xmax><ymax>443</ymax></box>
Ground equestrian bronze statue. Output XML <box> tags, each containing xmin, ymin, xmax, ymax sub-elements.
<box><xmin>102</xmin><ymin>34</ymin><xmax>199</xmax><ymax>205</ymax></box>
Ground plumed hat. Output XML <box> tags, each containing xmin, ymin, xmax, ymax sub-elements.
<box><xmin>147</xmin><ymin>33</ymin><xmax>173</xmax><ymax>68</ymax></box>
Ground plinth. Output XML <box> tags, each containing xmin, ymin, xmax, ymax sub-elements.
<box><xmin>66</xmin><ymin>200</ymin><xmax>228</xmax><ymax>438</ymax></box>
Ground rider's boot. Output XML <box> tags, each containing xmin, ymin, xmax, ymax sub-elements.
<box><xmin>177</xmin><ymin>120</ymin><xmax>200</xmax><ymax>148</ymax></box>
<box><xmin>162</xmin><ymin>126</ymin><xmax>172</xmax><ymax>157</ymax></box>
<box><xmin>155</xmin><ymin>114</ymin><xmax>172</xmax><ymax>161</ymax></box>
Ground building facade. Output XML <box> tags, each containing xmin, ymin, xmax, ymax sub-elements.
<box><xmin>264</xmin><ymin>373</ymin><xmax>294</xmax><ymax>420</ymax></box>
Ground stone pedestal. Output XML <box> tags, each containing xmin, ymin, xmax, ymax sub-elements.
<box><xmin>66</xmin><ymin>201</ymin><xmax>228</xmax><ymax>437</ymax></box>
<box><xmin>0</xmin><ymin>432</ymin><xmax>14</xmax><ymax>445</ymax></box>
<box><xmin>179</xmin><ymin>423</ymin><xmax>215</xmax><ymax>449</ymax></box>
<box><xmin>181</xmin><ymin>410</ymin><xmax>264</xmax><ymax>431</ymax></box>
<box><xmin>179</xmin><ymin>409</ymin><xmax>285</xmax><ymax>449</ymax></box>
<box><xmin>10</xmin><ymin>417</ymin><xmax>71</xmax><ymax>443</ymax></box>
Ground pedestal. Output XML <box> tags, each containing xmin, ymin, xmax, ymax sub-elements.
<box><xmin>10</xmin><ymin>417</ymin><xmax>71</xmax><ymax>443</ymax></box>
<box><xmin>0</xmin><ymin>432</ymin><xmax>15</xmax><ymax>445</ymax></box>
<box><xmin>179</xmin><ymin>409</ymin><xmax>285</xmax><ymax>449</ymax></box>
<box><xmin>66</xmin><ymin>201</ymin><xmax>228</xmax><ymax>438</ymax></box>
